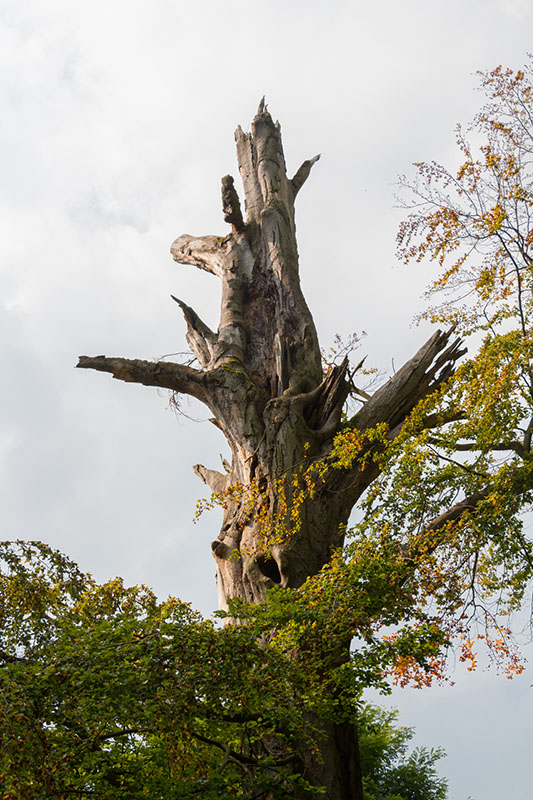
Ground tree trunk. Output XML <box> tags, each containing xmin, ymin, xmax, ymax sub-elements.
<box><xmin>78</xmin><ymin>101</ymin><xmax>464</xmax><ymax>799</ymax></box>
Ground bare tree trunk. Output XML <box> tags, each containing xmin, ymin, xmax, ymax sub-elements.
<box><xmin>78</xmin><ymin>102</ymin><xmax>464</xmax><ymax>799</ymax></box>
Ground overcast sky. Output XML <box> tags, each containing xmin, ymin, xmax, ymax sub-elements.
<box><xmin>1</xmin><ymin>1</ymin><xmax>532</xmax><ymax>798</ymax></box>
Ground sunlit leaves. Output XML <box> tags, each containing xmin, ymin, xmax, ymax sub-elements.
<box><xmin>0</xmin><ymin>543</ymin><xmax>324</xmax><ymax>798</ymax></box>
<box><xmin>397</xmin><ymin>60</ymin><xmax>533</xmax><ymax>335</ymax></box>
<box><xmin>374</xmin><ymin>57</ymin><xmax>533</xmax><ymax>679</ymax></box>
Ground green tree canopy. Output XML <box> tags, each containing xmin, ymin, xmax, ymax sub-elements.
<box><xmin>0</xmin><ymin>541</ymin><xmax>447</xmax><ymax>799</ymax></box>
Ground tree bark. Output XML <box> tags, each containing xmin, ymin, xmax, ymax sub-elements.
<box><xmin>77</xmin><ymin>101</ymin><xmax>464</xmax><ymax>799</ymax></box>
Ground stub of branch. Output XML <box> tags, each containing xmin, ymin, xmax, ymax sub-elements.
<box><xmin>221</xmin><ymin>175</ymin><xmax>245</xmax><ymax>232</ymax></box>
<box><xmin>76</xmin><ymin>356</ymin><xmax>206</xmax><ymax>403</ymax></box>
<box><xmin>193</xmin><ymin>463</ymin><xmax>231</xmax><ymax>493</ymax></box>
<box><xmin>171</xmin><ymin>295</ymin><xmax>216</xmax><ymax>369</ymax></box>
<box><xmin>291</xmin><ymin>154</ymin><xmax>321</xmax><ymax>198</ymax></box>
<box><xmin>306</xmin><ymin>359</ymin><xmax>350</xmax><ymax>432</ymax></box>
<box><xmin>220</xmin><ymin>455</ymin><xmax>231</xmax><ymax>473</ymax></box>
<box><xmin>170</xmin><ymin>234</ymin><xmax>228</xmax><ymax>277</ymax></box>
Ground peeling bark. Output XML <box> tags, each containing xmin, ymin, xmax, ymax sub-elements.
<box><xmin>77</xmin><ymin>105</ymin><xmax>465</xmax><ymax>799</ymax></box>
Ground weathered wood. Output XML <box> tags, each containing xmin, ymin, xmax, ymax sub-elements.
<box><xmin>291</xmin><ymin>153</ymin><xmax>321</xmax><ymax>197</ymax></box>
<box><xmin>77</xmin><ymin>105</ymin><xmax>466</xmax><ymax>800</ymax></box>
<box><xmin>76</xmin><ymin>356</ymin><xmax>207</xmax><ymax>402</ymax></box>
<box><xmin>353</xmin><ymin>329</ymin><xmax>465</xmax><ymax>433</ymax></box>
<box><xmin>221</xmin><ymin>174</ymin><xmax>245</xmax><ymax>232</ymax></box>
<box><xmin>170</xmin><ymin>295</ymin><xmax>216</xmax><ymax>369</ymax></box>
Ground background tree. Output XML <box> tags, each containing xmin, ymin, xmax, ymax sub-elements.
<box><xmin>358</xmin><ymin>705</ymin><xmax>447</xmax><ymax>800</ymax></box>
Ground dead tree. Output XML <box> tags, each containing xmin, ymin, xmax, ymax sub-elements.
<box><xmin>78</xmin><ymin>101</ymin><xmax>464</xmax><ymax>799</ymax></box>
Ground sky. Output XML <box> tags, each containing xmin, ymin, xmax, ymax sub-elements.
<box><xmin>1</xmin><ymin>1</ymin><xmax>532</xmax><ymax>797</ymax></box>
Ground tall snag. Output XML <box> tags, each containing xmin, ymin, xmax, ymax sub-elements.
<box><xmin>78</xmin><ymin>101</ymin><xmax>464</xmax><ymax>798</ymax></box>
